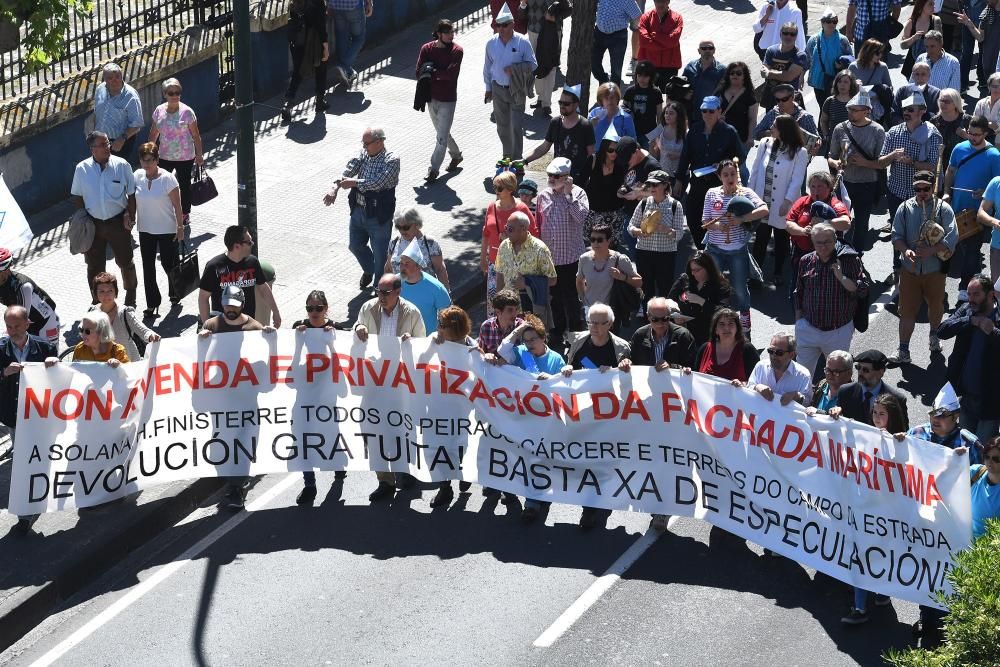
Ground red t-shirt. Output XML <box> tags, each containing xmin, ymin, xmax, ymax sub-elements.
<box><xmin>483</xmin><ymin>201</ymin><xmax>537</xmax><ymax>264</ymax></box>
<box><xmin>786</xmin><ymin>195</ymin><xmax>850</xmax><ymax>252</ymax></box>
<box><xmin>698</xmin><ymin>341</ymin><xmax>749</xmax><ymax>382</ymax></box>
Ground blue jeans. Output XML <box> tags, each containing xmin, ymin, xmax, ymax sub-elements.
<box><xmin>707</xmin><ymin>244</ymin><xmax>751</xmax><ymax>312</ymax></box>
<box><xmin>349</xmin><ymin>206</ymin><xmax>391</xmax><ymax>277</ymax></box>
<box><xmin>591</xmin><ymin>27</ymin><xmax>628</xmax><ymax>86</ymax></box>
<box><xmin>961</xmin><ymin>3</ymin><xmax>985</xmax><ymax>88</ymax></box>
<box><xmin>333</xmin><ymin>6</ymin><xmax>366</xmax><ymax>76</ymax></box>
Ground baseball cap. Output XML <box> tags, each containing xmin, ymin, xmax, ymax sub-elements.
<box><xmin>221</xmin><ymin>285</ymin><xmax>245</xmax><ymax>307</ymax></box>
<box><xmin>644</xmin><ymin>170</ymin><xmax>672</xmax><ymax>185</ymax></box>
<box><xmin>700</xmin><ymin>96</ymin><xmax>721</xmax><ymax>111</ymax></box>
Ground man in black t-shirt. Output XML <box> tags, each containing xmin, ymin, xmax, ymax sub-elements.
<box><xmin>523</xmin><ymin>84</ymin><xmax>596</xmax><ymax>186</ymax></box>
<box><xmin>198</xmin><ymin>225</ymin><xmax>282</xmax><ymax>328</ymax></box>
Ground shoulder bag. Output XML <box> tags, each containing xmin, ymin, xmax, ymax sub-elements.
<box><xmin>190</xmin><ymin>164</ymin><xmax>219</xmax><ymax>206</ymax></box>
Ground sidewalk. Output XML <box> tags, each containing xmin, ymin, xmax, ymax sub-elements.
<box><xmin>0</xmin><ymin>0</ymin><xmax>799</xmax><ymax>650</ymax></box>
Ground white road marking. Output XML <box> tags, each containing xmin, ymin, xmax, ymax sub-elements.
<box><xmin>532</xmin><ymin>515</ymin><xmax>679</xmax><ymax>649</ymax></box>
<box><xmin>29</xmin><ymin>474</ymin><xmax>299</xmax><ymax>667</ymax></box>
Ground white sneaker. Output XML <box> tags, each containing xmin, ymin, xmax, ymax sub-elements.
<box><xmin>929</xmin><ymin>334</ymin><xmax>942</xmax><ymax>353</ymax></box>
<box><xmin>627</xmin><ymin>58</ymin><xmax>637</xmax><ymax>77</ymax></box>
<box><xmin>887</xmin><ymin>348</ymin><xmax>911</xmax><ymax>364</ymax></box>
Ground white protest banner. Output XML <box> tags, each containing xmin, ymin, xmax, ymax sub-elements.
<box><xmin>0</xmin><ymin>174</ymin><xmax>33</xmax><ymax>252</ymax></box>
<box><xmin>9</xmin><ymin>331</ymin><xmax>971</xmax><ymax>608</ymax></box>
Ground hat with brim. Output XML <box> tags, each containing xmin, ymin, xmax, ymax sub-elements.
<box><xmin>645</xmin><ymin>170</ymin><xmax>672</xmax><ymax>185</ymax></box>
<box><xmin>546</xmin><ymin>156</ymin><xmax>572</xmax><ymax>175</ymax></box>
<box><xmin>700</xmin><ymin>96</ymin><xmax>721</xmax><ymax>111</ymax></box>
<box><xmin>854</xmin><ymin>349</ymin><xmax>888</xmax><ymax>369</ymax></box>
<box><xmin>517</xmin><ymin>178</ymin><xmax>538</xmax><ymax>195</ymax></box>
<box><xmin>913</xmin><ymin>169</ymin><xmax>936</xmax><ymax>185</ymax></box>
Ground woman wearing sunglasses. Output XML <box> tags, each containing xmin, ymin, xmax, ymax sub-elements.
<box><xmin>384</xmin><ymin>207</ymin><xmax>450</xmax><ymax>291</ymax></box>
<box><xmin>71</xmin><ymin>310</ymin><xmax>129</xmax><ymax>366</ymax></box>
<box><xmin>147</xmin><ymin>78</ymin><xmax>204</xmax><ymax>227</ymax></box>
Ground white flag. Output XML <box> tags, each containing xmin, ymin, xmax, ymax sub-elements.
<box><xmin>0</xmin><ymin>173</ymin><xmax>33</xmax><ymax>252</ymax></box>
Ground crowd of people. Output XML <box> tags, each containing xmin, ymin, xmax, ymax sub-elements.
<box><xmin>2</xmin><ymin>0</ymin><xmax>1000</xmax><ymax>649</ymax></box>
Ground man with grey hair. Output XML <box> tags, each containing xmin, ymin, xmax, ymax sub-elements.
<box><xmin>325</xmin><ymin>127</ymin><xmax>400</xmax><ymax>291</ymax></box>
<box><xmin>626</xmin><ymin>296</ymin><xmax>695</xmax><ymax>370</ymax></box>
<box><xmin>806</xmin><ymin>350</ymin><xmax>854</xmax><ymax>414</ymax></box>
<box><xmin>745</xmin><ymin>331</ymin><xmax>813</xmax><ymax>406</ymax></box>
<box><xmin>484</xmin><ymin>4</ymin><xmax>536</xmax><ymax>159</ymax></box>
<box><xmin>71</xmin><ymin>131</ymin><xmax>139</xmax><ymax>307</ymax></box>
<box><xmin>914</xmin><ymin>31</ymin><xmax>961</xmax><ymax>92</ymax></box>
<box><xmin>93</xmin><ymin>63</ymin><xmax>143</xmax><ymax>159</ymax></box>
<box><xmin>794</xmin><ymin>221</ymin><xmax>869</xmax><ymax>379</ymax></box>
<box><xmin>894</xmin><ymin>62</ymin><xmax>940</xmax><ymax>124</ymax></box>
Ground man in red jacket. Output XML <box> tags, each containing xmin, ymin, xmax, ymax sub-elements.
<box><xmin>636</xmin><ymin>0</ymin><xmax>683</xmax><ymax>92</ymax></box>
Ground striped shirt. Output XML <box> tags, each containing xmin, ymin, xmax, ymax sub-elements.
<box><xmin>702</xmin><ymin>187</ymin><xmax>765</xmax><ymax>251</ymax></box>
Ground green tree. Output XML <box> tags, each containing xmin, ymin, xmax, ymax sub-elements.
<box><xmin>1</xmin><ymin>0</ymin><xmax>95</xmax><ymax>70</ymax></box>
<box><xmin>884</xmin><ymin>520</ymin><xmax>1000</xmax><ymax>667</ymax></box>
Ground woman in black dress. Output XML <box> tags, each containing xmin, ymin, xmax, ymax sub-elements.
<box><xmin>584</xmin><ymin>134</ymin><xmax>627</xmax><ymax>245</ymax></box>
<box><xmin>717</xmin><ymin>61</ymin><xmax>758</xmax><ymax>152</ymax></box>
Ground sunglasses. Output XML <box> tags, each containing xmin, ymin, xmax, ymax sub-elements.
<box><xmin>781</xmin><ymin>31</ymin><xmax>797</xmax><ymax>36</ymax></box>
<box><xmin>700</xmin><ymin>108</ymin><xmax>718</xmax><ymax>113</ymax></box>
<box><xmin>774</xmin><ymin>95</ymin><xmax>792</xmax><ymax>103</ymax></box>
<box><xmin>590</xmin><ymin>236</ymin><xmax>607</xmax><ymax>243</ymax></box>
<box><xmin>82</xmin><ymin>327</ymin><xmax>94</xmax><ymax>335</ymax></box>
<box><xmin>914</xmin><ymin>185</ymin><xmax>933</xmax><ymax>193</ymax></box>
<box><xmin>607</xmin><ymin>146</ymin><xmax>617</xmax><ymax>153</ymax></box>
<box><xmin>376</xmin><ymin>287</ymin><xmax>397</xmax><ymax>295</ymax></box>
<box><xmin>305</xmin><ymin>305</ymin><xmax>325</xmax><ymax>313</ymax></box>
<box><xmin>395</xmin><ymin>224</ymin><xmax>412</xmax><ymax>231</ymax></box>
<box><xmin>648</xmin><ymin>315</ymin><xmax>670</xmax><ymax>323</ymax></box>
<box><xmin>854</xmin><ymin>365</ymin><xmax>876</xmax><ymax>373</ymax></box>
<box><xmin>548</xmin><ymin>174</ymin><xmax>566</xmax><ymax>179</ymax></box>
<box><xmin>821</xmin><ymin>18</ymin><xmax>837</xmax><ymax>23</ymax></box>
<box><xmin>166</xmin><ymin>90</ymin><xmax>181</xmax><ymax>96</ymax></box>
<box><xmin>767</xmin><ymin>348</ymin><xmax>789</xmax><ymax>356</ymax></box>
<box><xmin>902</xmin><ymin>107</ymin><xmax>919</xmax><ymax>113</ymax></box>
<box><xmin>699</xmin><ymin>46</ymin><xmax>715</xmax><ymax>51</ymax></box>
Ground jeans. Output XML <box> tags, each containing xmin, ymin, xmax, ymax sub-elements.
<box><xmin>960</xmin><ymin>3</ymin><xmax>985</xmax><ymax>88</ymax></box>
<box><xmin>591</xmin><ymin>27</ymin><xmax>628</xmax><ymax>86</ymax></box>
<box><xmin>492</xmin><ymin>82</ymin><xmax>525</xmax><ymax>160</ymax></box>
<box><xmin>138</xmin><ymin>231</ymin><xmax>180</xmax><ymax>309</ymax></box>
<box><xmin>85</xmin><ymin>213</ymin><xmax>138</xmax><ymax>307</ymax></box>
<box><xmin>844</xmin><ymin>180</ymin><xmax>880</xmax><ymax>253</ymax></box>
<box><xmin>158</xmin><ymin>158</ymin><xmax>194</xmax><ymax>215</ymax></box>
<box><xmin>427</xmin><ymin>99</ymin><xmax>461</xmax><ymax>172</ymax></box>
<box><xmin>853</xmin><ymin>587</ymin><xmax>870</xmax><ymax>611</ymax></box>
<box><xmin>348</xmin><ymin>206</ymin><xmax>391</xmax><ymax>278</ymax></box>
<box><xmin>960</xmin><ymin>394</ymin><xmax>1000</xmax><ymax>443</ymax></box>
<box><xmin>333</xmin><ymin>6</ymin><xmax>366</xmax><ymax>76</ymax></box>
<box><xmin>707</xmin><ymin>244</ymin><xmax>751</xmax><ymax>311</ymax></box>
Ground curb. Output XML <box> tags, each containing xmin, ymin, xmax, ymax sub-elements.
<box><xmin>0</xmin><ymin>275</ymin><xmax>485</xmax><ymax>653</ymax></box>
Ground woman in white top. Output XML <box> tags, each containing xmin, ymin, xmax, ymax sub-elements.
<box><xmin>90</xmin><ymin>271</ymin><xmax>160</xmax><ymax>362</ymax></box>
<box><xmin>748</xmin><ymin>114</ymin><xmax>809</xmax><ymax>286</ymax></box>
<box><xmin>134</xmin><ymin>142</ymin><xmax>184</xmax><ymax>317</ymax></box>
<box><xmin>973</xmin><ymin>72</ymin><xmax>1000</xmax><ymax>134</ymax></box>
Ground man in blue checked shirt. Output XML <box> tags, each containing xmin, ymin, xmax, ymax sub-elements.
<box><xmin>845</xmin><ymin>0</ymin><xmax>902</xmax><ymax>52</ymax></box>
<box><xmin>592</xmin><ymin>0</ymin><xmax>642</xmax><ymax>87</ymax></box>
<box><xmin>93</xmin><ymin>63</ymin><xmax>143</xmax><ymax>160</ymax></box>
<box><xmin>915</xmin><ymin>31</ymin><xmax>962</xmax><ymax>92</ymax></box>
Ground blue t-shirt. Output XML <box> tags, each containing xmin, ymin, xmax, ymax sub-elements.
<box><xmin>588</xmin><ymin>107</ymin><xmax>638</xmax><ymax>142</ymax></box>
<box><xmin>512</xmin><ymin>343</ymin><xmax>565</xmax><ymax>375</ymax></box>
<box><xmin>983</xmin><ymin>175</ymin><xmax>1000</xmax><ymax>249</ymax></box>
<box><xmin>970</xmin><ymin>464</ymin><xmax>1000</xmax><ymax>538</ymax></box>
<box><xmin>400</xmin><ymin>272</ymin><xmax>451</xmax><ymax>333</ymax></box>
<box><xmin>949</xmin><ymin>142</ymin><xmax>1000</xmax><ymax>225</ymax></box>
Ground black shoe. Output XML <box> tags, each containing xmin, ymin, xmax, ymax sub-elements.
<box><xmin>579</xmin><ymin>507</ymin><xmax>598</xmax><ymax>530</ymax></box>
<box><xmin>482</xmin><ymin>486</ymin><xmax>500</xmax><ymax>497</ymax></box>
<box><xmin>446</xmin><ymin>156</ymin><xmax>463</xmax><ymax>172</ymax></box>
<box><xmin>280</xmin><ymin>101</ymin><xmax>292</xmax><ymax>122</ymax></box>
<box><xmin>542</xmin><ymin>106</ymin><xmax>551</xmax><ymax>116</ymax></box>
<box><xmin>143</xmin><ymin>307</ymin><xmax>158</xmax><ymax>319</ymax></box>
<box><xmin>368</xmin><ymin>482</ymin><xmax>395</xmax><ymax>502</ymax></box>
<box><xmin>315</xmin><ymin>94</ymin><xmax>328</xmax><ymax>112</ymax></box>
<box><xmin>334</xmin><ymin>470</ymin><xmax>347</xmax><ymax>480</ymax></box>
<box><xmin>873</xmin><ymin>593</ymin><xmax>891</xmax><ymax>607</ymax></box>
<box><xmin>296</xmin><ymin>485</ymin><xmax>317</xmax><ymax>506</ymax></box>
<box><xmin>223</xmin><ymin>487</ymin><xmax>245</xmax><ymax>512</ymax></box>
<box><xmin>772</xmin><ymin>274</ymin><xmax>784</xmax><ymax>287</ymax></box>
<box><xmin>169</xmin><ymin>297</ymin><xmax>181</xmax><ymax>306</ymax></box>
<box><xmin>359</xmin><ymin>272</ymin><xmax>373</xmax><ymax>290</ymax></box>
<box><xmin>521</xmin><ymin>506</ymin><xmax>539</xmax><ymax>523</ymax></box>
<box><xmin>458</xmin><ymin>481</ymin><xmax>472</xmax><ymax>492</ymax></box>
<box><xmin>500</xmin><ymin>492</ymin><xmax>519</xmax><ymax>505</ymax></box>
<box><xmin>430</xmin><ymin>484</ymin><xmax>454</xmax><ymax>508</ymax></box>
<box><xmin>14</xmin><ymin>515</ymin><xmax>38</xmax><ymax>535</ymax></box>
<box><xmin>425</xmin><ymin>169</ymin><xmax>439</xmax><ymax>183</ymax></box>
<box><xmin>841</xmin><ymin>608</ymin><xmax>869</xmax><ymax>625</ymax></box>
<box><xmin>333</xmin><ymin>65</ymin><xmax>349</xmax><ymax>85</ymax></box>
<box><xmin>395</xmin><ymin>473</ymin><xmax>416</xmax><ymax>491</ymax></box>
<box><xmin>530</xmin><ymin>100</ymin><xmax>542</xmax><ymax>109</ymax></box>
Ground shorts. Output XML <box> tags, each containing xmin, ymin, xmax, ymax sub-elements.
<box><xmin>898</xmin><ymin>269</ymin><xmax>946</xmax><ymax>321</ymax></box>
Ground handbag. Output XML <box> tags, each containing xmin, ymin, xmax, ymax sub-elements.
<box><xmin>168</xmin><ymin>240</ymin><xmax>201</xmax><ymax>299</ymax></box>
<box><xmin>852</xmin><ymin>256</ymin><xmax>872</xmax><ymax>333</ymax></box>
<box><xmin>608</xmin><ymin>253</ymin><xmax>641</xmax><ymax>319</ymax></box>
<box><xmin>189</xmin><ymin>164</ymin><xmax>219</xmax><ymax>207</ymax></box>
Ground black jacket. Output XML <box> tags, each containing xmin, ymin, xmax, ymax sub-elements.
<box><xmin>0</xmin><ymin>335</ymin><xmax>58</xmax><ymax>428</ymax></box>
<box><xmin>628</xmin><ymin>323</ymin><xmax>696</xmax><ymax>368</ymax></box>
<box><xmin>938</xmin><ymin>302</ymin><xmax>1000</xmax><ymax>417</ymax></box>
<box><xmin>667</xmin><ymin>273</ymin><xmax>731</xmax><ymax>348</ymax></box>
<box><xmin>837</xmin><ymin>380</ymin><xmax>908</xmax><ymax>425</ymax></box>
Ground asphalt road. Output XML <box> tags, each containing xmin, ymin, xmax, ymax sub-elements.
<box><xmin>0</xmin><ymin>472</ymin><xmax>919</xmax><ymax>667</ymax></box>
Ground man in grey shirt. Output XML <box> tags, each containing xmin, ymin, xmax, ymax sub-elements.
<box><xmin>829</xmin><ymin>90</ymin><xmax>886</xmax><ymax>253</ymax></box>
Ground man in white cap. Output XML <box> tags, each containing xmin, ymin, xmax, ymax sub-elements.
<box><xmin>523</xmin><ymin>84</ymin><xmax>596</xmax><ymax>186</ymax></box>
<box><xmin>878</xmin><ymin>92</ymin><xmax>942</xmax><ymax>220</ymax></box>
<box><xmin>484</xmin><ymin>3</ymin><xmax>537</xmax><ymax>160</ymax></box>
<box><xmin>829</xmin><ymin>89</ymin><xmax>886</xmax><ymax>253</ymax></box>
<box><xmin>536</xmin><ymin>156</ymin><xmax>590</xmax><ymax>345</ymax></box>
<box><xmin>937</xmin><ymin>274</ymin><xmax>1000</xmax><ymax>441</ymax></box>
<box><xmin>399</xmin><ymin>238</ymin><xmax>451</xmax><ymax>334</ymax></box>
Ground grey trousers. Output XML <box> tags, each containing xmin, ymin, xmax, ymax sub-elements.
<box><xmin>428</xmin><ymin>99</ymin><xmax>462</xmax><ymax>172</ymax></box>
<box><xmin>491</xmin><ymin>81</ymin><xmax>525</xmax><ymax>160</ymax></box>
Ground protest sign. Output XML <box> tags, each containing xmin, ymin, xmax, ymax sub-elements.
<box><xmin>9</xmin><ymin>331</ymin><xmax>971</xmax><ymax>608</ymax></box>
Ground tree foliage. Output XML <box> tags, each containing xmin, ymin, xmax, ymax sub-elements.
<box><xmin>1</xmin><ymin>0</ymin><xmax>95</xmax><ymax>70</ymax></box>
<box><xmin>884</xmin><ymin>519</ymin><xmax>1000</xmax><ymax>667</ymax></box>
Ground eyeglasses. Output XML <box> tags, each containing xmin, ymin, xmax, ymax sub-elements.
<box><xmin>648</xmin><ymin>315</ymin><xmax>670</xmax><ymax>323</ymax></box>
<box><xmin>522</xmin><ymin>336</ymin><xmax>540</xmax><ymax>345</ymax></box>
<box><xmin>363</xmin><ymin>137</ymin><xmax>383</xmax><ymax>146</ymax></box>
<box><xmin>166</xmin><ymin>90</ymin><xmax>181</xmax><ymax>96</ymax></box>
<box><xmin>985</xmin><ymin>454</ymin><xmax>1000</xmax><ymax>463</ymax></box>
<box><xmin>821</xmin><ymin>18</ymin><xmax>837</xmax><ymax>23</ymax></box>
<box><xmin>824</xmin><ymin>367</ymin><xmax>849</xmax><ymax>375</ymax></box>
<box><xmin>82</xmin><ymin>327</ymin><xmax>94</xmax><ymax>335</ymax></box>
<box><xmin>914</xmin><ymin>185</ymin><xmax>933</xmax><ymax>193</ymax></box>
<box><xmin>376</xmin><ymin>287</ymin><xmax>397</xmax><ymax>295</ymax></box>
<box><xmin>587</xmin><ymin>320</ymin><xmax>610</xmax><ymax>326</ymax></box>
<box><xmin>699</xmin><ymin>46</ymin><xmax>715</xmax><ymax>51</ymax></box>
<box><xmin>781</xmin><ymin>31</ymin><xmax>797</xmax><ymax>36</ymax></box>
<box><xmin>767</xmin><ymin>348</ymin><xmax>789</xmax><ymax>356</ymax></box>
<box><xmin>505</xmin><ymin>224</ymin><xmax>525</xmax><ymax>232</ymax></box>
<box><xmin>774</xmin><ymin>95</ymin><xmax>792</xmax><ymax>103</ymax></box>
<box><xmin>590</xmin><ymin>237</ymin><xmax>607</xmax><ymax>243</ymax></box>
<box><xmin>395</xmin><ymin>224</ymin><xmax>412</xmax><ymax>231</ymax></box>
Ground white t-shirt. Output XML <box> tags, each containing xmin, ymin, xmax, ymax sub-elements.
<box><xmin>134</xmin><ymin>169</ymin><xmax>180</xmax><ymax>235</ymax></box>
